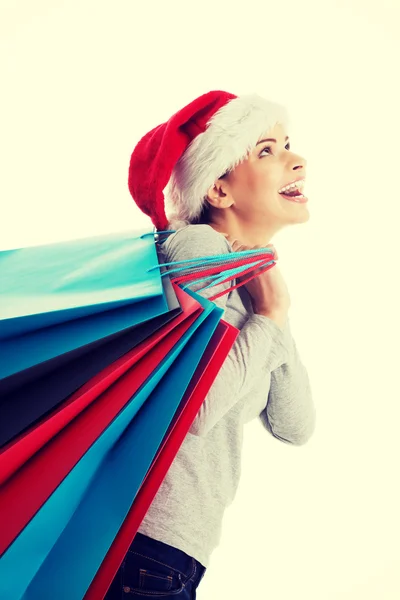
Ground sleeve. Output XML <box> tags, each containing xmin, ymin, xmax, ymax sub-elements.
<box><xmin>259</xmin><ymin>317</ymin><xmax>316</xmax><ymax>446</ymax></box>
<box><xmin>162</xmin><ymin>225</ymin><xmax>290</xmax><ymax>437</ymax></box>
<box><xmin>162</xmin><ymin>224</ymin><xmax>234</xmax><ymax>313</ymax></box>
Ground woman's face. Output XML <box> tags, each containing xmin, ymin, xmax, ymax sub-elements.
<box><xmin>210</xmin><ymin>123</ymin><xmax>309</xmax><ymax>229</ymax></box>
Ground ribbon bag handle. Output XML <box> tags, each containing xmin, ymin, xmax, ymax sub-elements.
<box><xmin>148</xmin><ymin>246</ymin><xmax>276</xmax><ymax>302</ymax></box>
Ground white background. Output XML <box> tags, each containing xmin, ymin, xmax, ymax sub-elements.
<box><xmin>1</xmin><ymin>1</ymin><xmax>399</xmax><ymax>598</ymax></box>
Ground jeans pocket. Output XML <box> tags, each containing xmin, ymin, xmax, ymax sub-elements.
<box><xmin>122</xmin><ymin>551</ymin><xmax>184</xmax><ymax>596</ymax></box>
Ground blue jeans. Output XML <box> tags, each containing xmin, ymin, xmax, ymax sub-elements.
<box><xmin>104</xmin><ymin>532</ymin><xmax>207</xmax><ymax>598</ymax></box>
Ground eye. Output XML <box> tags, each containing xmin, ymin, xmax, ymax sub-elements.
<box><xmin>259</xmin><ymin>142</ymin><xmax>291</xmax><ymax>157</ymax></box>
<box><xmin>259</xmin><ymin>145</ymin><xmax>272</xmax><ymax>157</ymax></box>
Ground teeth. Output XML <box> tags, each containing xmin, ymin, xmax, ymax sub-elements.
<box><xmin>278</xmin><ymin>180</ymin><xmax>305</xmax><ymax>194</ymax></box>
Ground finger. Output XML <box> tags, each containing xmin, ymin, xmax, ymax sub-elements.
<box><xmin>227</xmin><ymin>238</ymin><xmax>277</xmax><ymax>258</ymax></box>
<box><xmin>231</xmin><ymin>241</ymin><xmax>244</xmax><ymax>251</ymax></box>
<box><xmin>266</xmin><ymin>244</ymin><xmax>278</xmax><ymax>259</ymax></box>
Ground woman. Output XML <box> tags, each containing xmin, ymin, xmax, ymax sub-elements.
<box><xmin>106</xmin><ymin>91</ymin><xmax>316</xmax><ymax>598</ymax></box>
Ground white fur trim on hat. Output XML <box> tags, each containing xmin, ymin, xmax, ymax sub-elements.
<box><xmin>164</xmin><ymin>94</ymin><xmax>290</xmax><ymax>230</ymax></box>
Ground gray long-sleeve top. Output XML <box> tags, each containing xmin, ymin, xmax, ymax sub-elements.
<box><xmin>138</xmin><ymin>225</ymin><xmax>316</xmax><ymax>568</ymax></box>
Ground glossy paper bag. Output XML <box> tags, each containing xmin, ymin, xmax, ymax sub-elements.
<box><xmin>0</xmin><ymin>294</ymin><xmax>220</xmax><ymax>600</ymax></box>
<box><xmin>0</xmin><ymin>229</ymin><xmax>162</xmax><ymax>339</ymax></box>
<box><xmin>0</xmin><ymin>274</ymin><xmax>180</xmax><ymax>448</ymax></box>
<box><xmin>85</xmin><ymin>321</ymin><xmax>238</xmax><ymax>599</ymax></box>
<box><xmin>0</xmin><ymin>290</ymin><xmax>203</xmax><ymax>552</ymax></box>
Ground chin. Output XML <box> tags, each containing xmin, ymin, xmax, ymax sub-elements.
<box><xmin>296</xmin><ymin>208</ymin><xmax>310</xmax><ymax>222</ymax></box>
<box><xmin>284</xmin><ymin>204</ymin><xmax>310</xmax><ymax>225</ymax></box>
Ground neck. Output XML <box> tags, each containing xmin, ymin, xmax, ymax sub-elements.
<box><xmin>206</xmin><ymin>211</ymin><xmax>281</xmax><ymax>247</ymax></box>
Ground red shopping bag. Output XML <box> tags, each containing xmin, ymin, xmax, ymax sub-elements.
<box><xmin>84</xmin><ymin>320</ymin><xmax>238</xmax><ymax>599</ymax></box>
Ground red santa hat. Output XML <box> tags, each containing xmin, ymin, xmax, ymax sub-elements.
<box><xmin>128</xmin><ymin>90</ymin><xmax>290</xmax><ymax>231</ymax></box>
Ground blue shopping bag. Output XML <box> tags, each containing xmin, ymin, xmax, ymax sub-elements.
<box><xmin>0</xmin><ymin>273</ymin><xmax>180</xmax><ymax>448</ymax></box>
<box><xmin>0</xmin><ymin>292</ymin><xmax>220</xmax><ymax>600</ymax></box>
<box><xmin>0</xmin><ymin>229</ymin><xmax>163</xmax><ymax>340</ymax></box>
<box><xmin>0</xmin><ymin>236</ymin><xmax>178</xmax><ymax>394</ymax></box>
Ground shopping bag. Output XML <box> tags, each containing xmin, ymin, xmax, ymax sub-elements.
<box><xmin>0</xmin><ymin>229</ymin><xmax>278</xmax><ymax>600</ymax></box>
<box><xmin>0</xmin><ymin>273</ymin><xmax>180</xmax><ymax>448</ymax></box>
<box><xmin>85</xmin><ymin>320</ymin><xmax>238</xmax><ymax>600</ymax></box>
<box><xmin>0</xmin><ymin>231</ymin><xmax>275</xmax><ymax>398</ymax></box>
<box><xmin>0</xmin><ymin>284</ymin><xmax>198</xmax><ymax>486</ymax></box>
<box><xmin>0</xmin><ymin>287</ymin><xmax>204</xmax><ymax>551</ymax></box>
<box><xmin>0</xmin><ymin>228</ymin><xmax>273</xmax><ymax>454</ymax></box>
<box><xmin>0</xmin><ymin>265</ymin><xmax>178</xmax><ymax>395</ymax></box>
<box><xmin>0</xmin><ymin>293</ymin><xmax>221</xmax><ymax>600</ymax></box>
<box><xmin>0</xmin><ymin>229</ymin><xmax>163</xmax><ymax>339</ymax></box>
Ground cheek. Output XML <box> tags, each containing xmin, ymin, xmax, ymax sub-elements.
<box><xmin>249</xmin><ymin>170</ymin><xmax>278</xmax><ymax>198</ymax></box>
<box><xmin>230</xmin><ymin>162</ymin><xmax>279</xmax><ymax>202</ymax></box>
<box><xmin>237</xmin><ymin>169</ymin><xmax>267</xmax><ymax>193</ymax></box>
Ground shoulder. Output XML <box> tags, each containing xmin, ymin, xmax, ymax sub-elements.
<box><xmin>162</xmin><ymin>224</ymin><xmax>231</xmax><ymax>263</ymax></box>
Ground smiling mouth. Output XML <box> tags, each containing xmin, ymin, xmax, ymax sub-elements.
<box><xmin>278</xmin><ymin>179</ymin><xmax>308</xmax><ymax>203</ymax></box>
<box><xmin>279</xmin><ymin>192</ymin><xmax>308</xmax><ymax>204</ymax></box>
<box><xmin>278</xmin><ymin>179</ymin><xmax>304</xmax><ymax>194</ymax></box>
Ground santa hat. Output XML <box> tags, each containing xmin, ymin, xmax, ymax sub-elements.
<box><xmin>128</xmin><ymin>90</ymin><xmax>290</xmax><ymax>231</ymax></box>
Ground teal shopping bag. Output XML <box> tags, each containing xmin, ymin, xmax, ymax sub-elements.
<box><xmin>0</xmin><ymin>286</ymin><xmax>175</xmax><ymax>404</ymax></box>
<box><xmin>0</xmin><ymin>229</ymin><xmax>162</xmax><ymax>340</ymax></box>
<box><xmin>0</xmin><ymin>293</ymin><xmax>220</xmax><ymax>600</ymax></box>
<box><xmin>0</xmin><ymin>274</ymin><xmax>180</xmax><ymax>448</ymax></box>
<box><xmin>0</xmin><ymin>241</ymin><xmax>174</xmax><ymax>388</ymax></box>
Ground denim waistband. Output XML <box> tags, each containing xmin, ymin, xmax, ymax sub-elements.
<box><xmin>129</xmin><ymin>532</ymin><xmax>206</xmax><ymax>582</ymax></box>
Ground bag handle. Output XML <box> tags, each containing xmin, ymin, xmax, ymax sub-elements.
<box><xmin>148</xmin><ymin>245</ymin><xmax>276</xmax><ymax>302</ymax></box>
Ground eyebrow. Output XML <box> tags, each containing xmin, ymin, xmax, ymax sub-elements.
<box><xmin>256</xmin><ymin>136</ymin><xmax>289</xmax><ymax>146</ymax></box>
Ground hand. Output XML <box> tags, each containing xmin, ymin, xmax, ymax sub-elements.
<box><xmin>227</xmin><ymin>237</ymin><xmax>291</xmax><ymax>328</ymax></box>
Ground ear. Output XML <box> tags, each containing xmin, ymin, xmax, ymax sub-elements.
<box><xmin>206</xmin><ymin>179</ymin><xmax>234</xmax><ymax>209</ymax></box>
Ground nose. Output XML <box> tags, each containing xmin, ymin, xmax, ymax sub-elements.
<box><xmin>291</xmin><ymin>153</ymin><xmax>307</xmax><ymax>172</ymax></box>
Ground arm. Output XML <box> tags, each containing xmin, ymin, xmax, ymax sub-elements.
<box><xmin>162</xmin><ymin>225</ymin><xmax>290</xmax><ymax>437</ymax></box>
<box><xmin>259</xmin><ymin>317</ymin><xmax>316</xmax><ymax>446</ymax></box>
